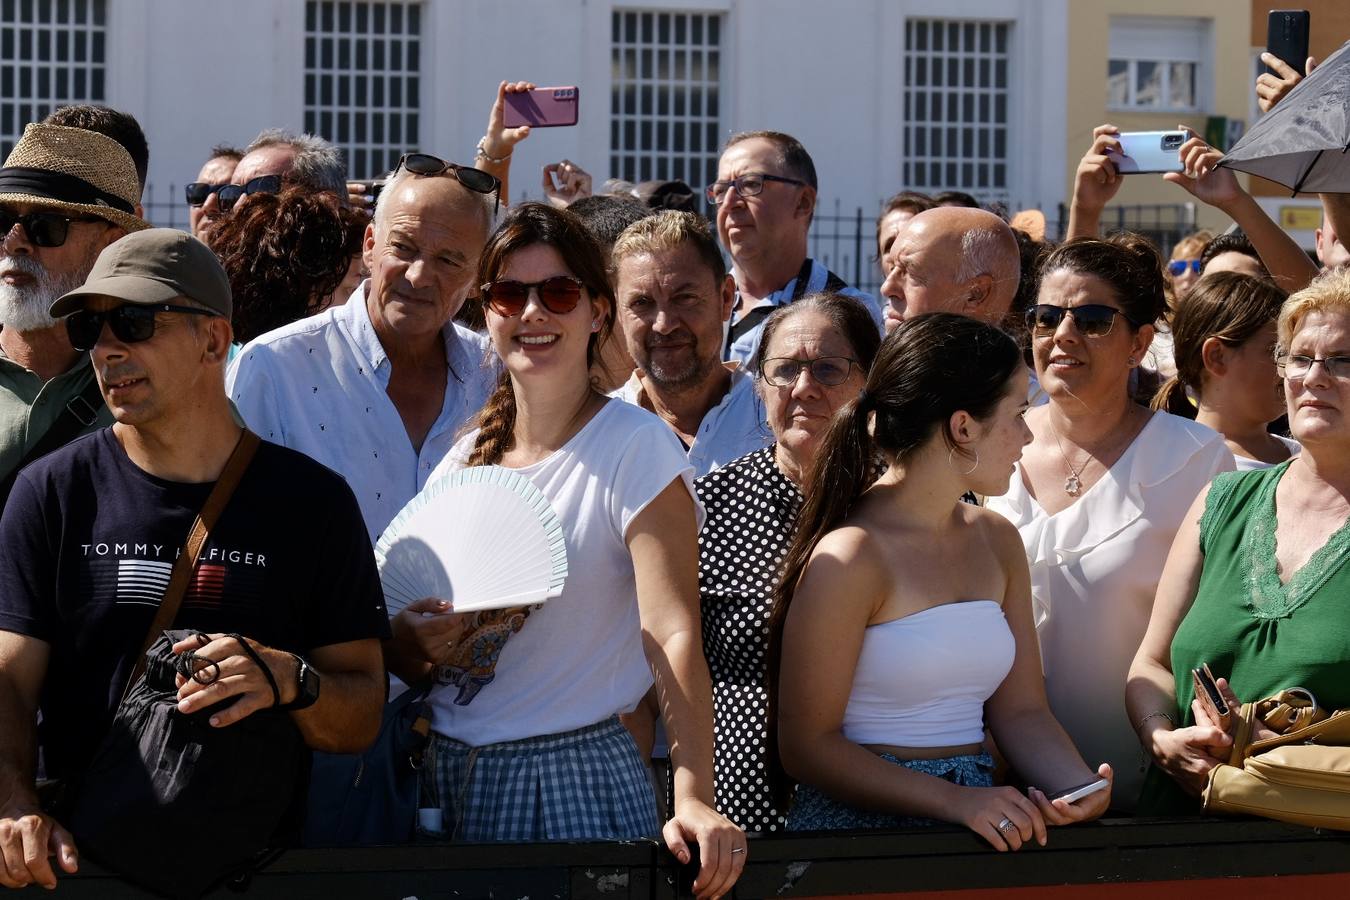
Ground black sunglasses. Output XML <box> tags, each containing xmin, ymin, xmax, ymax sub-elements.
<box><xmin>1026</xmin><ymin>304</ymin><xmax>1135</xmax><ymax>338</ymax></box>
<box><xmin>216</xmin><ymin>175</ymin><xmax>283</xmax><ymax>212</ymax></box>
<box><xmin>184</xmin><ymin>182</ymin><xmax>227</xmax><ymax>207</ymax></box>
<box><xmin>480</xmin><ymin>276</ymin><xmax>585</xmax><ymax>317</ymax></box>
<box><xmin>396</xmin><ymin>153</ymin><xmax>501</xmax><ymax>214</ymax></box>
<box><xmin>66</xmin><ymin>304</ymin><xmax>219</xmax><ymax>352</ymax></box>
<box><xmin>0</xmin><ymin>209</ymin><xmax>98</xmax><ymax>248</ymax></box>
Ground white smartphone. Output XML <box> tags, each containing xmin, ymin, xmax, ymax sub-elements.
<box><xmin>1049</xmin><ymin>777</ymin><xmax>1110</xmax><ymax>805</ymax></box>
<box><xmin>1106</xmin><ymin>131</ymin><xmax>1186</xmax><ymax>174</ymax></box>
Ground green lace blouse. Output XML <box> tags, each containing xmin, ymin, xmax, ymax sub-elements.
<box><xmin>1137</xmin><ymin>461</ymin><xmax>1350</xmax><ymax>815</ymax></box>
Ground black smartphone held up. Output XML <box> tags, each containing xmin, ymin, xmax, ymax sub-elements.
<box><xmin>1266</xmin><ymin>9</ymin><xmax>1311</xmax><ymax>77</ymax></box>
<box><xmin>1192</xmin><ymin>663</ymin><xmax>1233</xmax><ymax>732</ymax></box>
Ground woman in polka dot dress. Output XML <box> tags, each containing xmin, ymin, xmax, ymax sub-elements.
<box><xmin>696</xmin><ymin>293</ymin><xmax>881</xmax><ymax>831</ymax></box>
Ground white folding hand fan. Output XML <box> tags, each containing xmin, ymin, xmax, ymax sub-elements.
<box><xmin>374</xmin><ymin>466</ymin><xmax>568</xmax><ymax>616</ymax></box>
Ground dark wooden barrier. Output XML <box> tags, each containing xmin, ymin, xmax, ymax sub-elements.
<box><xmin>28</xmin><ymin>817</ymin><xmax>1350</xmax><ymax>898</ymax></box>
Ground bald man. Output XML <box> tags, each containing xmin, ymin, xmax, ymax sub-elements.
<box><xmin>879</xmin><ymin>206</ymin><xmax>1020</xmax><ymax>333</ymax></box>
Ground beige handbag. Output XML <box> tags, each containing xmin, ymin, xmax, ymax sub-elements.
<box><xmin>1203</xmin><ymin>688</ymin><xmax>1350</xmax><ymax>830</ymax></box>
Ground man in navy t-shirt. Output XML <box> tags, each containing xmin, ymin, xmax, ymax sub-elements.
<box><xmin>0</xmin><ymin>229</ymin><xmax>389</xmax><ymax>891</ymax></box>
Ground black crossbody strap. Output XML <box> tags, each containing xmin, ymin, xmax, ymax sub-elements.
<box><xmin>0</xmin><ymin>374</ymin><xmax>104</xmax><ymax>507</ymax></box>
<box><xmin>121</xmin><ymin>430</ymin><xmax>262</xmax><ymax>698</ymax></box>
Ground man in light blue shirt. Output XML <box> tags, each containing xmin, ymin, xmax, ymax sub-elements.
<box><xmin>227</xmin><ymin>160</ymin><xmax>497</xmax><ymax>540</ymax></box>
<box><xmin>611</xmin><ymin>211</ymin><xmax>770</xmax><ymax>477</ymax></box>
<box><xmin>709</xmin><ymin>130</ymin><xmax>882</xmax><ymax>367</ymax></box>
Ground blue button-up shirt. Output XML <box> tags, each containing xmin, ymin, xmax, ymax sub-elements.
<box><xmin>226</xmin><ymin>282</ymin><xmax>495</xmax><ymax>541</ymax></box>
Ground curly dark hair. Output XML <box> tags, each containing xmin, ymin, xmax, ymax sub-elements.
<box><xmin>206</xmin><ymin>187</ymin><xmax>366</xmax><ymax>344</ymax></box>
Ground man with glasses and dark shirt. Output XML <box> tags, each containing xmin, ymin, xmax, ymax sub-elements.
<box><xmin>0</xmin><ymin>229</ymin><xmax>388</xmax><ymax>890</ymax></box>
<box><xmin>710</xmin><ymin>131</ymin><xmax>881</xmax><ymax>366</ymax></box>
<box><xmin>0</xmin><ymin>123</ymin><xmax>150</xmax><ymax>502</ymax></box>
<box><xmin>227</xmin><ymin>155</ymin><xmax>499</xmax><ymax>541</ymax></box>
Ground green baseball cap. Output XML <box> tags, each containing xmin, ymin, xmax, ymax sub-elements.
<box><xmin>50</xmin><ymin>227</ymin><xmax>232</xmax><ymax>318</ymax></box>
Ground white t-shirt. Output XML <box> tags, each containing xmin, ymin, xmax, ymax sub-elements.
<box><xmin>425</xmin><ymin>399</ymin><xmax>703</xmax><ymax>745</ymax></box>
<box><xmin>1233</xmin><ymin>434</ymin><xmax>1302</xmax><ymax>471</ymax></box>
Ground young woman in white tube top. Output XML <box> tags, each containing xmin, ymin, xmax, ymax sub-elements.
<box><xmin>770</xmin><ymin>313</ymin><xmax>1112</xmax><ymax>850</ymax></box>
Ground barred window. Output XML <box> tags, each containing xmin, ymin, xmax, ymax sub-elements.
<box><xmin>610</xmin><ymin>10</ymin><xmax>723</xmax><ymax>194</ymax></box>
<box><xmin>0</xmin><ymin>0</ymin><xmax>108</xmax><ymax>159</ymax></box>
<box><xmin>304</xmin><ymin>0</ymin><xmax>422</xmax><ymax>180</ymax></box>
<box><xmin>902</xmin><ymin>19</ymin><xmax>1011</xmax><ymax>200</ymax></box>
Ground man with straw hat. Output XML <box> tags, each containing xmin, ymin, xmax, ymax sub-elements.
<box><xmin>0</xmin><ymin>122</ymin><xmax>149</xmax><ymax>501</ymax></box>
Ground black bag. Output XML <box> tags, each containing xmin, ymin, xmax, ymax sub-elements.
<box><xmin>69</xmin><ymin>630</ymin><xmax>308</xmax><ymax>899</ymax></box>
<box><xmin>302</xmin><ymin>682</ymin><xmax>432</xmax><ymax>846</ymax></box>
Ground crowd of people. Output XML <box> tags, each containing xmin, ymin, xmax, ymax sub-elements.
<box><xmin>0</xmin><ymin>56</ymin><xmax>1348</xmax><ymax>898</ymax></box>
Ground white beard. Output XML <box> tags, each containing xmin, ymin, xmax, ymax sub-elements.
<box><xmin>0</xmin><ymin>254</ymin><xmax>92</xmax><ymax>332</ymax></box>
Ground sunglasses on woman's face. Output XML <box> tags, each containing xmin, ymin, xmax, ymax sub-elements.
<box><xmin>1026</xmin><ymin>303</ymin><xmax>1134</xmax><ymax>338</ymax></box>
<box><xmin>480</xmin><ymin>277</ymin><xmax>585</xmax><ymax>317</ymax></box>
<box><xmin>66</xmin><ymin>304</ymin><xmax>219</xmax><ymax>352</ymax></box>
<box><xmin>1167</xmin><ymin>259</ymin><xmax>1203</xmax><ymax>276</ymax></box>
<box><xmin>215</xmin><ymin>175</ymin><xmax>283</xmax><ymax>212</ymax></box>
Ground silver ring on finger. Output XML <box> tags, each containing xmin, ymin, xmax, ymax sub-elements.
<box><xmin>730</xmin><ymin>847</ymin><xmax>746</xmax><ymax>855</ymax></box>
<box><xmin>997</xmin><ymin>817</ymin><xmax>1016</xmax><ymax>834</ymax></box>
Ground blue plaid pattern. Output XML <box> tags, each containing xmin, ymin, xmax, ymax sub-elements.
<box><xmin>787</xmin><ymin>752</ymin><xmax>995</xmax><ymax>831</ymax></box>
<box><xmin>425</xmin><ymin>717</ymin><xmax>660</xmax><ymax>841</ymax></box>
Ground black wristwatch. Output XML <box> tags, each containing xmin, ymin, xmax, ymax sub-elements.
<box><xmin>285</xmin><ymin>654</ymin><xmax>321</xmax><ymax>710</ymax></box>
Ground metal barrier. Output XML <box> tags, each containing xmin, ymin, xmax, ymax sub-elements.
<box><xmin>42</xmin><ymin>817</ymin><xmax>1350</xmax><ymax>898</ymax></box>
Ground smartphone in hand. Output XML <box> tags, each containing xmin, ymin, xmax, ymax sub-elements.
<box><xmin>1266</xmin><ymin>10</ymin><xmax>1310</xmax><ymax>77</ymax></box>
<box><xmin>504</xmin><ymin>86</ymin><xmax>580</xmax><ymax>128</ymax></box>
<box><xmin>1048</xmin><ymin>778</ymin><xmax>1110</xmax><ymax>805</ymax></box>
<box><xmin>1105</xmin><ymin>131</ymin><xmax>1186</xmax><ymax>174</ymax></box>
<box><xmin>1192</xmin><ymin>663</ymin><xmax>1233</xmax><ymax>732</ymax></box>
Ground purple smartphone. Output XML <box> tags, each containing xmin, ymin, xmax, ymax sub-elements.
<box><xmin>504</xmin><ymin>86</ymin><xmax>580</xmax><ymax>128</ymax></box>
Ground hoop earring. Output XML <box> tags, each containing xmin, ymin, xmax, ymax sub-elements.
<box><xmin>948</xmin><ymin>446</ymin><xmax>979</xmax><ymax>476</ymax></box>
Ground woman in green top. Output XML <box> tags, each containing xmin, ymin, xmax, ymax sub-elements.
<box><xmin>1127</xmin><ymin>267</ymin><xmax>1350</xmax><ymax>814</ymax></box>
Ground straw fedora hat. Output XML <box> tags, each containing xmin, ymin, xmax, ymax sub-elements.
<box><xmin>0</xmin><ymin>123</ymin><xmax>148</xmax><ymax>233</ymax></box>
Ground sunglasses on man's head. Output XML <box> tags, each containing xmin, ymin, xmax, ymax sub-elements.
<box><xmin>66</xmin><ymin>304</ymin><xmax>219</xmax><ymax>352</ymax></box>
<box><xmin>184</xmin><ymin>182</ymin><xmax>228</xmax><ymax>207</ymax></box>
<box><xmin>0</xmin><ymin>209</ymin><xmax>98</xmax><ymax>248</ymax></box>
<box><xmin>215</xmin><ymin>175</ymin><xmax>283</xmax><ymax>212</ymax></box>
<box><xmin>1167</xmin><ymin>259</ymin><xmax>1203</xmax><ymax>276</ymax></box>
<box><xmin>396</xmin><ymin>153</ymin><xmax>501</xmax><ymax>214</ymax></box>
<box><xmin>1026</xmin><ymin>304</ymin><xmax>1135</xmax><ymax>338</ymax></box>
<box><xmin>480</xmin><ymin>276</ymin><xmax>584</xmax><ymax>317</ymax></box>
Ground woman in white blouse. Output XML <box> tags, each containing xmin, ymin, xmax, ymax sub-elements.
<box><xmin>1150</xmin><ymin>271</ymin><xmax>1298</xmax><ymax>470</ymax></box>
<box><xmin>986</xmin><ymin>234</ymin><xmax>1233</xmax><ymax>810</ymax></box>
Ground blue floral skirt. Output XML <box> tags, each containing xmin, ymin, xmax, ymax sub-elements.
<box><xmin>787</xmin><ymin>752</ymin><xmax>995</xmax><ymax>831</ymax></box>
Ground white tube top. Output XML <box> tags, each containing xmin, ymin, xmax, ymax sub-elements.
<box><xmin>842</xmin><ymin>600</ymin><xmax>1015</xmax><ymax>748</ymax></box>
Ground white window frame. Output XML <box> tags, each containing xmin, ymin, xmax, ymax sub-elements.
<box><xmin>1107</xmin><ymin>16</ymin><xmax>1212</xmax><ymax>114</ymax></box>
<box><xmin>0</xmin><ymin>0</ymin><xmax>108</xmax><ymax>160</ymax></box>
<box><xmin>901</xmin><ymin>17</ymin><xmax>1013</xmax><ymax>204</ymax></box>
<box><xmin>609</xmin><ymin>8</ymin><xmax>724</xmax><ymax>193</ymax></box>
<box><xmin>303</xmin><ymin>0</ymin><xmax>423</xmax><ymax>181</ymax></box>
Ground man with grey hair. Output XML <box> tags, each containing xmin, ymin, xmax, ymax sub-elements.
<box><xmin>878</xmin><ymin>205</ymin><xmax>1020</xmax><ymax>332</ymax></box>
<box><xmin>0</xmin><ymin>123</ymin><xmax>149</xmax><ymax>497</ymax></box>
<box><xmin>195</xmin><ymin>129</ymin><xmax>348</xmax><ymax>226</ymax></box>
<box><xmin>226</xmin><ymin>155</ymin><xmax>498</xmax><ymax>540</ymax></box>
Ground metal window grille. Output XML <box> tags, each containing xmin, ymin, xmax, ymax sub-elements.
<box><xmin>902</xmin><ymin>19</ymin><xmax>1010</xmax><ymax>201</ymax></box>
<box><xmin>610</xmin><ymin>9</ymin><xmax>722</xmax><ymax>193</ymax></box>
<box><xmin>0</xmin><ymin>0</ymin><xmax>108</xmax><ymax>160</ymax></box>
<box><xmin>304</xmin><ymin>0</ymin><xmax>421</xmax><ymax>180</ymax></box>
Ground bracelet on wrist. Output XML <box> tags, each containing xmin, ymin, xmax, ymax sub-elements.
<box><xmin>475</xmin><ymin>136</ymin><xmax>511</xmax><ymax>165</ymax></box>
<box><xmin>1135</xmin><ymin>710</ymin><xmax>1175</xmax><ymax>734</ymax></box>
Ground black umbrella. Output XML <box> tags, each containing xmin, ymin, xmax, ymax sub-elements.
<box><xmin>1219</xmin><ymin>40</ymin><xmax>1350</xmax><ymax>194</ymax></box>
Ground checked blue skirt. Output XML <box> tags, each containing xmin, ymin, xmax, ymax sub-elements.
<box><xmin>423</xmin><ymin>717</ymin><xmax>660</xmax><ymax>841</ymax></box>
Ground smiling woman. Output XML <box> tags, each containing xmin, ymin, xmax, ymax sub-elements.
<box><xmin>387</xmin><ymin>204</ymin><xmax>747</xmax><ymax>898</ymax></box>
<box><xmin>986</xmin><ymin>235</ymin><xmax>1233</xmax><ymax>811</ymax></box>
